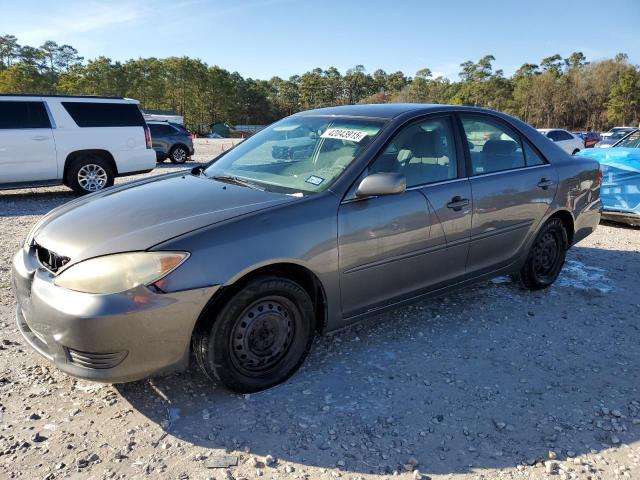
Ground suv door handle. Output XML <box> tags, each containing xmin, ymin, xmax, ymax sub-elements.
<box><xmin>537</xmin><ymin>178</ymin><xmax>554</xmax><ymax>190</ymax></box>
<box><xmin>31</xmin><ymin>135</ymin><xmax>48</xmax><ymax>141</ymax></box>
<box><xmin>446</xmin><ymin>196</ymin><xmax>470</xmax><ymax>211</ymax></box>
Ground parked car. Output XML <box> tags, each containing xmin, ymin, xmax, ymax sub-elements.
<box><xmin>573</xmin><ymin>131</ymin><xmax>601</xmax><ymax>148</ymax></box>
<box><xmin>0</xmin><ymin>95</ymin><xmax>156</xmax><ymax>194</ymax></box>
<box><xmin>595</xmin><ymin>127</ymin><xmax>637</xmax><ymax>148</ymax></box>
<box><xmin>148</xmin><ymin>121</ymin><xmax>194</xmax><ymax>164</ymax></box>
<box><xmin>13</xmin><ymin>104</ymin><xmax>602</xmax><ymax>393</ymax></box>
<box><xmin>537</xmin><ymin>128</ymin><xmax>583</xmax><ymax>155</ymax></box>
<box><xmin>577</xmin><ymin>129</ymin><xmax>640</xmax><ymax>226</ymax></box>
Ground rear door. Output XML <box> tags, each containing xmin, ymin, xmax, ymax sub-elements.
<box><xmin>0</xmin><ymin>100</ymin><xmax>57</xmax><ymax>183</ymax></box>
<box><xmin>338</xmin><ymin>115</ymin><xmax>471</xmax><ymax>317</ymax></box>
<box><xmin>459</xmin><ymin>114</ymin><xmax>557</xmax><ymax>275</ymax></box>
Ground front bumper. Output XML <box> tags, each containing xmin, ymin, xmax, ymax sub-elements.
<box><xmin>12</xmin><ymin>247</ymin><xmax>218</xmax><ymax>383</ymax></box>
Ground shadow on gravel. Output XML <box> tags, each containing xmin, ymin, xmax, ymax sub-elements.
<box><xmin>0</xmin><ymin>190</ymin><xmax>75</xmax><ymax>216</ymax></box>
<box><xmin>117</xmin><ymin>245</ymin><xmax>640</xmax><ymax>476</ymax></box>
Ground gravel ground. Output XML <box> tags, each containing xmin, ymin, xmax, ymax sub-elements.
<box><xmin>0</xmin><ymin>143</ymin><xmax>639</xmax><ymax>479</ymax></box>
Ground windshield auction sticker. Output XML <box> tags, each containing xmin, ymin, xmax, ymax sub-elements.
<box><xmin>320</xmin><ymin>128</ymin><xmax>369</xmax><ymax>142</ymax></box>
<box><xmin>305</xmin><ymin>175</ymin><xmax>325</xmax><ymax>186</ymax></box>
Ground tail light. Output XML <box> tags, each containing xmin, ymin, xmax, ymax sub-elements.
<box><xmin>144</xmin><ymin>126</ymin><xmax>152</xmax><ymax>149</ymax></box>
<box><xmin>188</xmin><ymin>133</ymin><xmax>193</xmax><ymax>141</ymax></box>
<box><xmin>598</xmin><ymin>168</ymin><xmax>603</xmax><ymax>185</ymax></box>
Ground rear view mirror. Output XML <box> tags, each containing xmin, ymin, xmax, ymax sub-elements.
<box><xmin>355</xmin><ymin>172</ymin><xmax>406</xmax><ymax>198</ymax></box>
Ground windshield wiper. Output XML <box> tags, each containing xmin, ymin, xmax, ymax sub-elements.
<box><xmin>211</xmin><ymin>175</ymin><xmax>266</xmax><ymax>191</ymax></box>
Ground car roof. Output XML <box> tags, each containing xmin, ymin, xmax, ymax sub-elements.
<box><xmin>0</xmin><ymin>94</ymin><xmax>139</xmax><ymax>104</ymax></box>
<box><xmin>292</xmin><ymin>103</ymin><xmax>499</xmax><ymax>120</ymax></box>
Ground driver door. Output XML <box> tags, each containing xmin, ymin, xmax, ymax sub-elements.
<box><xmin>337</xmin><ymin>115</ymin><xmax>471</xmax><ymax>318</ymax></box>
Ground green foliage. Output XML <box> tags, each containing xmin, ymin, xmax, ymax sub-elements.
<box><xmin>607</xmin><ymin>69</ymin><xmax>640</xmax><ymax>126</ymax></box>
<box><xmin>0</xmin><ymin>34</ymin><xmax>638</xmax><ymax>132</ymax></box>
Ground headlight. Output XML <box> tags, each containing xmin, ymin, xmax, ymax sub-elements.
<box><xmin>54</xmin><ymin>252</ymin><xmax>189</xmax><ymax>294</ymax></box>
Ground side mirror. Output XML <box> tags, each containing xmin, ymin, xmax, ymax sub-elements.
<box><xmin>355</xmin><ymin>172</ymin><xmax>406</xmax><ymax>198</ymax></box>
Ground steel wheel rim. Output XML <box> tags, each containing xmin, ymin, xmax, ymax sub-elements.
<box><xmin>77</xmin><ymin>164</ymin><xmax>108</xmax><ymax>192</ymax></box>
<box><xmin>173</xmin><ymin>148</ymin><xmax>187</xmax><ymax>162</ymax></box>
<box><xmin>532</xmin><ymin>231</ymin><xmax>559</xmax><ymax>277</ymax></box>
<box><xmin>229</xmin><ymin>296</ymin><xmax>296</xmax><ymax>375</ymax></box>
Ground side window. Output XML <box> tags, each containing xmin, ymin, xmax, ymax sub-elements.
<box><xmin>546</xmin><ymin>131</ymin><xmax>559</xmax><ymax>141</ymax></box>
<box><xmin>148</xmin><ymin>124</ymin><xmax>161</xmax><ymax>136</ymax></box>
<box><xmin>369</xmin><ymin>117</ymin><xmax>458</xmax><ymax>187</ymax></box>
<box><xmin>461</xmin><ymin>116</ymin><xmax>525</xmax><ymax>175</ymax></box>
<box><xmin>62</xmin><ymin>102</ymin><xmax>145</xmax><ymax>128</ymax></box>
<box><xmin>557</xmin><ymin>131</ymin><xmax>573</xmax><ymax>141</ymax></box>
<box><xmin>523</xmin><ymin>142</ymin><xmax>546</xmax><ymax>166</ymax></box>
<box><xmin>0</xmin><ymin>101</ymin><xmax>51</xmax><ymax>129</ymax></box>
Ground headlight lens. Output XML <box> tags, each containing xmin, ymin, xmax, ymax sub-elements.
<box><xmin>54</xmin><ymin>252</ymin><xmax>189</xmax><ymax>294</ymax></box>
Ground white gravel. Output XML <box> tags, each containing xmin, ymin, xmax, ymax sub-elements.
<box><xmin>1</xmin><ymin>146</ymin><xmax>639</xmax><ymax>479</ymax></box>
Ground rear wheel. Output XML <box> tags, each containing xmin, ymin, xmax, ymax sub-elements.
<box><xmin>169</xmin><ymin>145</ymin><xmax>188</xmax><ymax>164</ymax></box>
<box><xmin>65</xmin><ymin>157</ymin><xmax>114</xmax><ymax>195</ymax></box>
<box><xmin>193</xmin><ymin>276</ymin><xmax>315</xmax><ymax>393</ymax></box>
<box><xmin>517</xmin><ymin>218</ymin><xmax>568</xmax><ymax>290</ymax></box>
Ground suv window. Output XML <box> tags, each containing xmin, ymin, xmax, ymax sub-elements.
<box><xmin>0</xmin><ymin>101</ymin><xmax>51</xmax><ymax>129</ymax></box>
<box><xmin>62</xmin><ymin>102</ymin><xmax>145</xmax><ymax>128</ymax></box>
<box><xmin>369</xmin><ymin>117</ymin><xmax>458</xmax><ymax>187</ymax></box>
<box><xmin>461</xmin><ymin>116</ymin><xmax>525</xmax><ymax>175</ymax></box>
<box><xmin>149</xmin><ymin>124</ymin><xmax>177</xmax><ymax>136</ymax></box>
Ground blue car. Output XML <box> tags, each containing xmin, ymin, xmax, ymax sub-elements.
<box><xmin>577</xmin><ymin>129</ymin><xmax>640</xmax><ymax>226</ymax></box>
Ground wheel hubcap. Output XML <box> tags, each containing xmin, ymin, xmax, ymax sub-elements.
<box><xmin>77</xmin><ymin>164</ymin><xmax>108</xmax><ymax>192</ymax></box>
<box><xmin>532</xmin><ymin>232</ymin><xmax>559</xmax><ymax>276</ymax></box>
<box><xmin>231</xmin><ymin>298</ymin><xmax>294</xmax><ymax>373</ymax></box>
<box><xmin>173</xmin><ymin>148</ymin><xmax>186</xmax><ymax>162</ymax></box>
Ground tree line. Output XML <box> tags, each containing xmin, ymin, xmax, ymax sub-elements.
<box><xmin>1</xmin><ymin>34</ymin><xmax>639</xmax><ymax>133</ymax></box>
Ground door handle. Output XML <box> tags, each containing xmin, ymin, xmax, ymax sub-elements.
<box><xmin>537</xmin><ymin>178</ymin><xmax>554</xmax><ymax>190</ymax></box>
<box><xmin>31</xmin><ymin>136</ymin><xmax>48</xmax><ymax>141</ymax></box>
<box><xmin>446</xmin><ymin>196</ymin><xmax>470</xmax><ymax>211</ymax></box>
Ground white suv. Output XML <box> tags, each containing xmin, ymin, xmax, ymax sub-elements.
<box><xmin>0</xmin><ymin>95</ymin><xmax>157</xmax><ymax>194</ymax></box>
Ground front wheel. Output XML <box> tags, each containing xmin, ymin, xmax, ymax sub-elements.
<box><xmin>517</xmin><ymin>218</ymin><xmax>568</xmax><ymax>290</ymax></box>
<box><xmin>193</xmin><ymin>276</ymin><xmax>315</xmax><ymax>393</ymax></box>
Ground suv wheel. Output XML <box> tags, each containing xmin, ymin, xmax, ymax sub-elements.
<box><xmin>66</xmin><ymin>157</ymin><xmax>114</xmax><ymax>195</ymax></box>
<box><xmin>517</xmin><ymin>218</ymin><xmax>568</xmax><ymax>290</ymax></box>
<box><xmin>169</xmin><ymin>145</ymin><xmax>188</xmax><ymax>164</ymax></box>
<box><xmin>193</xmin><ymin>276</ymin><xmax>315</xmax><ymax>393</ymax></box>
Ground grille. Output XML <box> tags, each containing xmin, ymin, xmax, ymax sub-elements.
<box><xmin>66</xmin><ymin>348</ymin><xmax>128</xmax><ymax>369</ymax></box>
<box><xmin>34</xmin><ymin>243</ymin><xmax>70</xmax><ymax>273</ymax></box>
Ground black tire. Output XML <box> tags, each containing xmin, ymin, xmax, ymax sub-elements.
<box><xmin>193</xmin><ymin>276</ymin><xmax>315</xmax><ymax>393</ymax></box>
<box><xmin>517</xmin><ymin>218</ymin><xmax>568</xmax><ymax>290</ymax></box>
<box><xmin>65</xmin><ymin>156</ymin><xmax>115</xmax><ymax>195</ymax></box>
<box><xmin>169</xmin><ymin>145</ymin><xmax>188</xmax><ymax>164</ymax></box>
<box><xmin>572</xmin><ymin>149</ymin><xmax>580</xmax><ymax>155</ymax></box>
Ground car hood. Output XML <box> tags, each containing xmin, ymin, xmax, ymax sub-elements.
<box><xmin>576</xmin><ymin>147</ymin><xmax>640</xmax><ymax>171</ymax></box>
<box><xmin>31</xmin><ymin>173</ymin><xmax>296</xmax><ymax>264</ymax></box>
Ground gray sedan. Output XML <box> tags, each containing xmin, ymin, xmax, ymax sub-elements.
<box><xmin>12</xmin><ymin>104</ymin><xmax>603</xmax><ymax>393</ymax></box>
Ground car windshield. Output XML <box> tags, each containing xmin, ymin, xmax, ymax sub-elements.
<box><xmin>615</xmin><ymin>130</ymin><xmax>640</xmax><ymax>148</ymax></box>
<box><xmin>203</xmin><ymin>116</ymin><xmax>386</xmax><ymax>194</ymax></box>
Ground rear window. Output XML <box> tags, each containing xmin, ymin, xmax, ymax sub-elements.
<box><xmin>62</xmin><ymin>102</ymin><xmax>145</xmax><ymax>128</ymax></box>
<box><xmin>149</xmin><ymin>124</ymin><xmax>177</xmax><ymax>136</ymax></box>
<box><xmin>0</xmin><ymin>101</ymin><xmax>51</xmax><ymax>129</ymax></box>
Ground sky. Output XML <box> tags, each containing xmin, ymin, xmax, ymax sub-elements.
<box><xmin>1</xmin><ymin>0</ymin><xmax>639</xmax><ymax>80</ymax></box>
